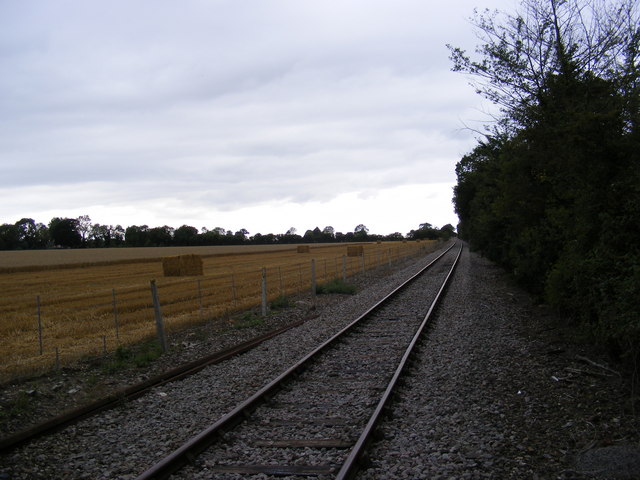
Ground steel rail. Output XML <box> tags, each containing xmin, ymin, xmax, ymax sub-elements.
<box><xmin>336</xmin><ymin>242</ymin><xmax>463</xmax><ymax>479</ymax></box>
<box><xmin>0</xmin><ymin>317</ymin><xmax>309</xmax><ymax>453</ymax></box>
<box><xmin>135</xmin><ymin>241</ymin><xmax>458</xmax><ymax>480</ymax></box>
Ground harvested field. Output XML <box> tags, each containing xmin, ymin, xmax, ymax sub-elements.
<box><xmin>0</xmin><ymin>241</ymin><xmax>436</xmax><ymax>381</ymax></box>
<box><xmin>0</xmin><ymin>245</ymin><xmax>302</xmax><ymax>271</ymax></box>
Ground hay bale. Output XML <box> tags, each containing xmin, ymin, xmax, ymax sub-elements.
<box><xmin>297</xmin><ymin>245</ymin><xmax>310</xmax><ymax>253</ymax></box>
<box><xmin>347</xmin><ymin>245</ymin><xmax>364</xmax><ymax>257</ymax></box>
<box><xmin>179</xmin><ymin>254</ymin><xmax>203</xmax><ymax>276</ymax></box>
<box><xmin>162</xmin><ymin>256</ymin><xmax>181</xmax><ymax>276</ymax></box>
<box><xmin>162</xmin><ymin>254</ymin><xmax>203</xmax><ymax>276</ymax></box>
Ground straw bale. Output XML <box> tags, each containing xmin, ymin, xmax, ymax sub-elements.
<box><xmin>179</xmin><ymin>254</ymin><xmax>203</xmax><ymax>275</ymax></box>
<box><xmin>347</xmin><ymin>245</ymin><xmax>364</xmax><ymax>257</ymax></box>
<box><xmin>297</xmin><ymin>245</ymin><xmax>310</xmax><ymax>253</ymax></box>
<box><xmin>162</xmin><ymin>256</ymin><xmax>181</xmax><ymax>276</ymax></box>
<box><xmin>162</xmin><ymin>254</ymin><xmax>203</xmax><ymax>276</ymax></box>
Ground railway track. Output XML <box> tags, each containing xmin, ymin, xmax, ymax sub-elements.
<box><xmin>1</xmin><ymin>241</ymin><xmax>460</xmax><ymax>479</ymax></box>
<box><xmin>0</xmin><ymin>318</ymin><xmax>310</xmax><ymax>453</ymax></box>
<box><xmin>137</xmin><ymin>241</ymin><xmax>462</xmax><ymax>480</ymax></box>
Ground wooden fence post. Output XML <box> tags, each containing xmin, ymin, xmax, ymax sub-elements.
<box><xmin>112</xmin><ymin>289</ymin><xmax>120</xmax><ymax>342</ymax></box>
<box><xmin>299</xmin><ymin>264</ymin><xmax>303</xmax><ymax>290</ymax></box>
<box><xmin>150</xmin><ymin>280</ymin><xmax>168</xmax><ymax>353</ymax></box>
<box><xmin>231</xmin><ymin>273</ymin><xmax>238</xmax><ymax>307</ymax></box>
<box><xmin>261</xmin><ymin>267</ymin><xmax>268</xmax><ymax>317</ymax></box>
<box><xmin>311</xmin><ymin>259</ymin><xmax>317</xmax><ymax>298</ymax></box>
<box><xmin>54</xmin><ymin>347</ymin><xmax>60</xmax><ymax>371</ymax></box>
<box><xmin>36</xmin><ymin>295</ymin><xmax>43</xmax><ymax>355</ymax></box>
<box><xmin>342</xmin><ymin>255</ymin><xmax>347</xmax><ymax>282</ymax></box>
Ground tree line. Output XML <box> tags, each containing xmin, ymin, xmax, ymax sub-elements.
<box><xmin>450</xmin><ymin>0</ymin><xmax>639</xmax><ymax>359</ymax></box>
<box><xmin>0</xmin><ymin>216</ymin><xmax>456</xmax><ymax>250</ymax></box>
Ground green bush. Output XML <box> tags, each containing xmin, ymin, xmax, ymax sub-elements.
<box><xmin>316</xmin><ymin>278</ymin><xmax>357</xmax><ymax>295</ymax></box>
<box><xmin>233</xmin><ymin>312</ymin><xmax>265</xmax><ymax>329</ymax></box>
<box><xmin>269</xmin><ymin>294</ymin><xmax>291</xmax><ymax>310</ymax></box>
<box><xmin>102</xmin><ymin>343</ymin><xmax>162</xmax><ymax>373</ymax></box>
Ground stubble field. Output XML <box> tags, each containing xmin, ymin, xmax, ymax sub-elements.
<box><xmin>0</xmin><ymin>241</ymin><xmax>434</xmax><ymax>381</ymax></box>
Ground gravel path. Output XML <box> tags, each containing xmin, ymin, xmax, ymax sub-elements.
<box><xmin>2</xmin><ymin>243</ymin><xmax>639</xmax><ymax>479</ymax></box>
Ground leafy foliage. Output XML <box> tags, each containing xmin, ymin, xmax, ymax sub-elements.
<box><xmin>48</xmin><ymin>217</ymin><xmax>82</xmax><ymax>248</ymax></box>
<box><xmin>269</xmin><ymin>294</ymin><xmax>291</xmax><ymax>310</ymax></box>
<box><xmin>233</xmin><ymin>312</ymin><xmax>265</xmax><ymax>329</ymax></box>
<box><xmin>316</xmin><ymin>278</ymin><xmax>357</xmax><ymax>295</ymax></box>
<box><xmin>451</xmin><ymin>0</ymin><xmax>640</xmax><ymax>359</ymax></box>
<box><xmin>102</xmin><ymin>343</ymin><xmax>163</xmax><ymax>373</ymax></box>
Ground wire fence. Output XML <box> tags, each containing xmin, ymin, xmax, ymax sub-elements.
<box><xmin>0</xmin><ymin>242</ymin><xmax>436</xmax><ymax>380</ymax></box>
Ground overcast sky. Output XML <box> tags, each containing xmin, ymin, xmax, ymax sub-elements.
<box><xmin>0</xmin><ymin>0</ymin><xmax>516</xmax><ymax>237</ymax></box>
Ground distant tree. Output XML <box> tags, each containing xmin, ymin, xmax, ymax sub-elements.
<box><xmin>49</xmin><ymin>217</ymin><xmax>82</xmax><ymax>248</ymax></box>
<box><xmin>354</xmin><ymin>224</ymin><xmax>369</xmax><ymax>240</ymax></box>
<box><xmin>280</xmin><ymin>227</ymin><xmax>302</xmax><ymax>244</ymax></box>
<box><xmin>148</xmin><ymin>226</ymin><xmax>174</xmax><ymax>246</ymax></box>
<box><xmin>199</xmin><ymin>229</ymin><xmax>218</xmax><ymax>245</ymax></box>
<box><xmin>439</xmin><ymin>224</ymin><xmax>456</xmax><ymax>239</ymax></box>
<box><xmin>251</xmin><ymin>232</ymin><xmax>276</xmax><ymax>244</ymax></box>
<box><xmin>407</xmin><ymin>222</ymin><xmax>440</xmax><ymax>240</ymax></box>
<box><xmin>15</xmin><ymin>218</ymin><xmax>48</xmax><ymax>249</ymax></box>
<box><xmin>302</xmin><ymin>228</ymin><xmax>316</xmax><ymax>242</ymax></box>
<box><xmin>0</xmin><ymin>223</ymin><xmax>19</xmax><ymax>250</ymax></box>
<box><xmin>385</xmin><ymin>232</ymin><xmax>405</xmax><ymax>241</ymax></box>
<box><xmin>125</xmin><ymin>225</ymin><xmax>149</xmax><ymax>247</ymax></box>
<box><xmin>90</xmin><ymin>224</ymin><xmax>125</xmax><ymax>247</ymax></box>
<box><xmin>112</xmin><ymin>225</ymin><xmax>125</xmax><ymax>246</ymax></box>
<box><xmin>174</xmin><ymin>225</ymin><xmax>199</xmax><ymax>246</ymax></box>
<box><xmin>233</xmin><ymin>229</ymin><xmax>249</xmax><ymax>243</ymax></box>
<box><xmin>77</xmin><ymin>215</ymin><xmax>92</xmax><ymax>246</ymax></box>
<box><xmin>302</xmin><ymin>227</ymin><xmax>330</xmax><ymax>243</ymax></box>
<box><xmin>322</xmin><ymin>226</ymin><xmax>335</xmax><ymax>240</ymax></box>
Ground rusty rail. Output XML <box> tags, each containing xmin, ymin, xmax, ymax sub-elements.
<box><xmin>136</xmin><ymin>242</ymin><xmax>460</xmax><ymax>479</ymax></box>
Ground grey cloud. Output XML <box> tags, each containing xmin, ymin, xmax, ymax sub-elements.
<box><xmin>0</xmin><ymin>0</ymin><xmax>514</xmax><ymax>230</ymax></box>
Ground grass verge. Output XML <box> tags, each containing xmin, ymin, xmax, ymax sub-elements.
<box><xmin>316</xmin><ymin>278</ymin><xmax>357</xmax><ymax>295</ymax></box>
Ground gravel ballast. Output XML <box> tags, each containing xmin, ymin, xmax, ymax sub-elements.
<box><xmin>356</xmin><ymin>246</ymin><xmax>640</xmax><ymax>480</ymax></box>
<box><xmin>2</xmin><ymin>242</ymin><xmax>639</xmax><ymax>479</ymax></box>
